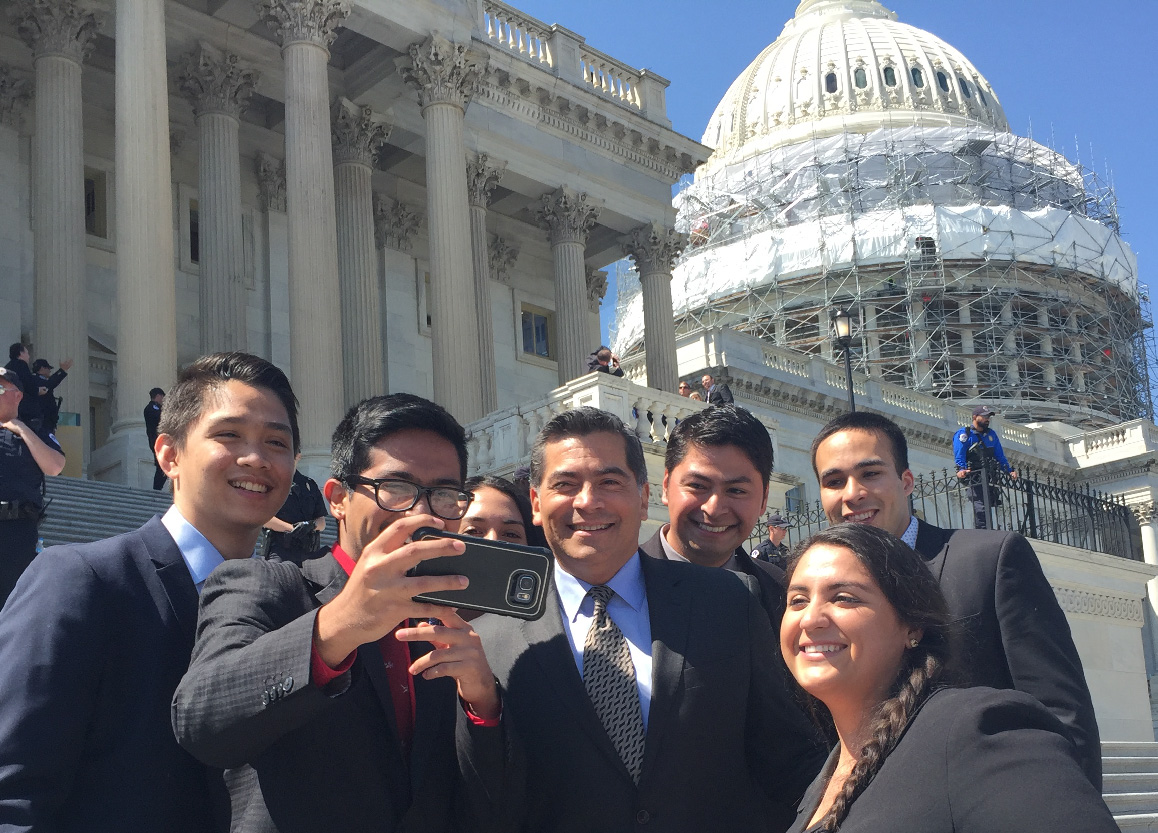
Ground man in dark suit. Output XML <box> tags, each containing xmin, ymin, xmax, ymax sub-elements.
<box><xmin>31</xmin><ymin>358</ymin><xmax>71</xmax><ymax>432</ymax></box>
<box><xmin>173</xmin><ymin>394</ymin><xmax>504</xmax><ymax>833</ymax></box>
<box><xmin>460</xmin><ymin>407</ymin><xmax>827</xmax><ymax>833</ymax></box>
<box><xmin>639</xmin><ymin>405</ymin><xmax>785</xmax><ymax>625</ymax></box>
<box><xmin>0</xmin><ymin>352</ymin><xmax>299</xmax><ymax>832</ymax></box>
<box><xmin>145</xmin><ymin>387</ymin><xmax>166</xmax><ymax>490</ymax></box>
<box><xmin>809</xmin><ymin>410</ymin><xmax>1101</xmax><ymax>789</ymax></box>
<box><xmin>700</xmin><ymin>372</ymin><xmax>734</xmax><ymax>405</ymax></box>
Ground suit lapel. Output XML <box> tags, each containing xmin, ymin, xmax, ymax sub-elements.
<box><xmin>141</xmin><ymin>516</ymin><xmax>199</xmax><ymax>648</ymax></box>
<box><xmin>915</xmin><ymin>519</ymin><xmax>952</xmax><ymax>582</ymax></box>
<box><xmin>638</xmin><ymin>555</ymin><xmax>691</xmax><ymax>779</ymax></box>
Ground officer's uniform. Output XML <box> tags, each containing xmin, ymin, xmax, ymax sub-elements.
<box><xmin>0</xmin><ymin>420</ymin><xmax>62</xmax><ymax>608</ymax></box>
<box><xmin>751</xmin><ymin>538</ymin><xmax>790</xmax><ymax>571</ymax></box>
<box><xmin>34</xmin><ymin>367</ymin><xmax>68</xmax><ymax>432</ymax></box>
<box><xmin>144</xmin><ymin>400</ymin><xmax>165</xmax><ymax>491</ymax></box>
<box><xmin>263</xmin><ymin>470</ymin><xmax>327</xmax><ymax>562</ymax></box>
<box><xmin>4</xmin><ymin>359</ymin><xmax>42</xmax><ymax>428</ymax></box>
<box><xmin>954</xmin><ymin>425</ymin><xmax>1014</xmax><ymax>529</ymax></box>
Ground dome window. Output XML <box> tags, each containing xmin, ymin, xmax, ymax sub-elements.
<box><xmin>825</xmin><ymin>72</ymin><xmax>838</xmax><ymax>93</ymax></box>
<box><xmin>854</xmin><ymin>68</ymin><xmax>868</xmax><ymax>89</ymax></box>
<box><xmin>958</xmin><ymin>76</ymin><xmax>971</xmax><ymax>98</ymax></box>
<box><xmin>910</xmin><ymin>66</ymin><xmax>924</xmax><ymax>88</ymax></box>
<box><xmin>976</xmin><ymin>84</ymin><xmax>988</xmax><ymax>105</ymax></box>
<box><xmin>936</xmin><ymin>71</ymin><xmax>950</xmax><ymax>92</ymax></box>
<box><xmin>883</xmin><ymin>66</ymin><xmax>897</xmax><ymax>87</ymax></box>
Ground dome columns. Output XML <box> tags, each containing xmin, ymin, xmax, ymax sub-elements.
<box><xmin>623</xmin><ymin>222</ymin><xmax>686</xmax><ymax>393</ymax></box>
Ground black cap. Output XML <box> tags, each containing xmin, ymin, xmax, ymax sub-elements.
<box><xmin>32</xmin><ymin>359</ymin><xmax>52</xmax><ymax>372</ymax></box>
<box><xmin>767</xmin><ymin>513</ymin><xmax>791</xmax><ymax>528</ymax></box>
<box><xmin>972</xmin><ymin>405</ymin><xmax>996</xmax><ymax>418</ymax></box>
<box><xmin>0</xmin><ymin>367</ymin><xmax>23</xmax><ymax>392</ymax></box>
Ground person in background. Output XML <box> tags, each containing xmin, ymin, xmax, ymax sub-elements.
<box><xmin>263</xmin><ymin>461</ymin><xmax>328</xmax><ymax>562</ymax></box>
<box><xmin>678</xmin><ymin>380</ymin><xmax>692</xmax><ymax>397</ymax></box>
<box><xmin>752</xmin><ymin>513</ymin><xmax>793</xmax><ymax>571</ymax></box>
<box><xmin>145</xmin><ymin>387</ymin><xmax>166</xmax><ymax>491</ymax></box>
<box><xmin>953</xmin><ymin>405</ymin><xmax>1017</xmax><ymax>530</ymax></box>
<box><xmin>701</xmin><ymin>373</ymin><xmax>734</xmax><ymax>405</ymax></box>
<box><xmin>5</xmin><ymin>344</ymin><xmax>43</xmax><ymax>427</ymax></box>
<box><xmin>462</xmin><ymin>474</ymin><xmax>536</xmax><ymax>546</ymax></box>
<box><xmin>31</xmin><ymin>358</ymin><xmax>71</xmax><ymax>432</ymax></box>
<box><xmin>587</xmin><ymin>346</ymin><xmax>624</xmax><ymax>377</ymax></box>
<box><xmin>781</xmin><ymin>523</ymin><xmax>1116</xmax><ymax>833</ymax></box>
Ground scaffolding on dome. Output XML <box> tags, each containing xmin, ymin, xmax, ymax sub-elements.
<box><xmin>614</xmin><ymin>126</ymin><xmax>1152</xmax><ymax>427</ymax></box>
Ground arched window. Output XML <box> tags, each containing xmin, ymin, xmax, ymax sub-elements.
<box><xmin>883</xmin><ymin>66</ymin><xmax>897</xmax><ymax>87</ymax></box>
<box><xmin>958</xmin><ymin>76</ymin><xmax>971</xmax><ymax>98</ymax></box>
<box><xmin>854</xmin><ymin>68</ymin><xmax>867</xmax><ymax>89</ymax></box>
<box><xmin>825</xmin><ymin>72</ymin><xmax>838</xmax><ymax>93</ymax></box>
<box><xmin>910</xmin><ymin>66</ymin><xmax>924</xmax><ymax>88</ymax></box>
<box><xmin>977</xmin><ymin>84</ymin><xmax>988</xmax><ymax>105</ymax></box>
<box><xmin>936</xmin><ymin>71</ymin><xmax>950</xmax><ymax>92</ymax></box>
<box><xmin>915</xmin><ymin>236</ymin><xmax>938</xmax><ymax>268</ymax></box>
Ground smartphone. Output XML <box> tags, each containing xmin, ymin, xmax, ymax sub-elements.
<box><xmin>408</xmin><ymin>527</ymin><xmax>553</xmax><ymax>620</ymax></box>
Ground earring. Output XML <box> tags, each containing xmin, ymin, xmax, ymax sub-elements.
<box><xmin>908</xmin><ymin>638</ymin><xmax>919</xmax><ymax>648</ymax></box>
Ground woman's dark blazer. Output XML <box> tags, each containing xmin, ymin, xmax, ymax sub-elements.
<box><xmin>789</xmin><ymin>687</ymin><xmax>1117</xmax><ymax>833</ymax></box>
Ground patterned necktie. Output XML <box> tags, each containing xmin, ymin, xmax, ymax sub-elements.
<box><xmin>583</xmin><ymin>585</ymin><xmax>646</xmax><ymax>783</ymax></box>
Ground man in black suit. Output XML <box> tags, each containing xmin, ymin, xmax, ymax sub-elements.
<box><xmin>0</xmin><ymin>352</ymin><xmax>299</xmax><ymax>832</ymax></box>
<box><xmin>809</xmin><ymin>410</ymin><xmax>1101</xmax><ymax>788</ymax></box>
<box><xmin>460</xmin><ymin>407</ymin><xmax>827</xmax><ymax>833</ymax></box>
<box><xmin>700</xmin><ymin>372</ymin><xmax>734</xmax><ymax>405</ymax></box>
<box><xmin>639</xmin><ymin>405</ymin><xmax>786</xmax><ymax>625</ymax></box>
<box><xmin>5</xmin><ymin>343</ymin><xmax>44</xmax><ymax>427</ymax></box>
<box><xmin>31</xmin><ymin>358</ymin><xmax>71</xmax><ymax>432</ymax></box>
<box><xmin>173</xmin><ymin>394</ymin><xmax>504</xmax><ymax>833</ymax></box>
<box><xmin>145</xmin><ymin>387</ymin><xmax>166</xmax><ymax>490</ymax></box>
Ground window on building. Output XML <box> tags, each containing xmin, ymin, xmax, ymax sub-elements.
<box><xmin>188</xmin><ymin>199</ymin><xmax>200</xmax><ymax>265</ymax></box>
<box><xmin>910</xmin><ymin>66</ymin><xmax>924</xmax><ymax>88</ymax></box>
<box><xmin>915</xmin><ymin>236</ymin><xmax>937</xmax><ymax>267</ymax></box>
<box><xmin>977</xmin><ymin>84</ymin><xmax>988</xmax><ymax>105</ymax></box>
<box><xmin>825</xmin><ymin>72</ymin><xmax>838</xmax><ymax>93</ymax></box>
<box><xmin>854</xmin><ymin>68</ymin><xmax>867</xmax><ymax>89</ymax></box>
<box><xmin>784</xmin><ymin>485</ymin><xmax>803</xmax><ymax>512</ymax></box>
<box><xmin>936</xmin><ymin>71</ymin><xmax>950</xmax><ymax>92</ymax></box>
<box><xmin>521</xmin><ymin>305</ymin><xmax>554</xmax><ymax>359</ymax></box>
<box><xmin>883</xmin><ymin>66</ymin><xmax>897</xmax><ymax>87</ymax></box>
<box><xmin>958</xmin><ymin>76</ymin><xmax>971</xmax><ymax>98</ymax></box>
<box><xmin>84</xmin><ymin>168</ymin><xmax>108</xmax><ymax>239</ymax></box>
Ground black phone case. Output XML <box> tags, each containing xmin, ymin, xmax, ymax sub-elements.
<box><xmin>409</xmin><ymin>528</ymin><xmax>552</xmax><ymax>620</ymax></box>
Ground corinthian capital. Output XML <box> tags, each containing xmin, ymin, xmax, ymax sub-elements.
<box><xmin>255</xmin><ymin>151</ymin><xmax>287</xmax><ymax>212</ymax></box>
<box><xmin>622</xmin><ymin>222</ymin><xmax>686</xmax><ymax>275</ymax></box>
<box><xmin>373</xmin><ymin>194</ymin><xmax>422</xmax><ymax>252</ymax></box>
<box><xmin>586</xmin><ymin>268</ymin><xmax>608</xmax><ymax>313</ymax></box>
<box><xmin>0</xmin><ymin>64</ymin><xmax>32</xmax><ymax>129</ymax></box>
<box><xmin>177</xmin><ymin>43</ymin><xmax>258</xmax><ymax>120</ymax></box>
<box><xmin>1131</xmin><ymin>500</ymin><xmax>1157</xmax><ymax>526</ymax></box>
<box><xmin>331</xmin><ymin>97</ymin><xmax>392</xmax><ymax>167</ymax></box>
<box><xmin>488</xmin><ymin>236</ymin><xmax>519</xmax><ymax>284</ymax></box>
<box><xmin>397</xmin><ymin>35</ymin><xmax>487</xmax><ymax>111</ymax></box>
<box><xmin>13</xmin><ymin>0</ymin><xmax>99</xmax><ymax>63</ymax></box>
<box><xmin>536</xmin><ymin>187</ymin><xmax>600</xmax><ymax>246</ymax></box>
<box><xmin>257</xmin><ymin>0</ymin><xmax>350</xmax><ymax>51</ymax></box>
<box><xmin>465</xmin><ymin>153</ymin><xmax>505</xmax><ymax>208</ymax></box>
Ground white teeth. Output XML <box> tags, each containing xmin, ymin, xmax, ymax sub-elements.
<box><xmin>573</xmin><ymin>523</ymin><xmax>611</xmax><ymax>531</ymax></box>
<box><xmin>231</xmin><ymin>481</ymin><xmax>269</xmax><ymax>493</ymax></box>
<box><xmin>847</xmin><ymin>510</ymin><xmax>875</xmax><ymax>522</ymax></box>
<box><xmin>802</xmin><ymin>644</ymin><xmax>843</xmax><ymax>654</ymax></box>
<box><xmin>695</xmin><ymin>522</ymin><xmax>730</xmax><ymax>533</ymax></box>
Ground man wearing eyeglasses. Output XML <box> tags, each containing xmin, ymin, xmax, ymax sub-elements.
<box><xmin>173</xmin><ymin>393</ymin><xmax>502</xmax><ymax>833</ymax></box>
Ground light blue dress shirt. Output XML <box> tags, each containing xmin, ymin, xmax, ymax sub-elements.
<box><xmin>553</xmin><ymin>550</ymin><xmax>653</xmax><ymax>728</ymax></box>
<box><xmin>160</xmin><ymin>505</ymin><xmax>225</xmax><ymax>594</ymax></box>
<box><xmin>901</xmin><ymin>515</ymin><xmax>919</xmax><ymax>549</ymax></box>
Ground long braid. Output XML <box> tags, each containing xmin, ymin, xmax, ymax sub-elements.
<box><xmin>816</xmin><ymin>652</ymin><xmax>944</xmax><ymax>832</ymax></box>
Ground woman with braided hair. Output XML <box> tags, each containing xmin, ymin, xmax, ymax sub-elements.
<box><xmin>781</xmin><ymin>523</ymin><xmax>1115</xmax><ymax>833</ymax></box>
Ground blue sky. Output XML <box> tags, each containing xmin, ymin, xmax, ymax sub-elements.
<box><xmin>511</xmin><ymin>0</ymin><xmax>1158</xmax><ymax>344</ymax></box>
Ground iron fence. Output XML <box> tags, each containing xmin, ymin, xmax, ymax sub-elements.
<box><xmin>747</xmin><ymin>466</ymin><xmax>1141</xmax><ymax>560</ymax></box>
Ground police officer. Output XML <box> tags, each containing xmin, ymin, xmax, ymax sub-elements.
<box><xmin>751</xmin><ymin>513</ymin><xmax>792</xmax><ymax>571</ymax></box>
<box><xmin>5</xmin><ymin>343</ymin><xmax>44</xmax><ymax>428</ymax></box>
<box><xmin>144</xmin><ymin>388</ymin><xmax>165</xmax><ymax>491</ymax></box>
<box><xmin>0</xmin><ymin>367</ymin><xmax>65</xmax><ymax>608</ymax></box>
<box><xmin>32</xmin><ymin>358</ymin><xmax>72</xmax><ymax>432</ymax></box>
<box><xmin>955</xmin><ymin>405</ymin><xmax>1017</xmax><ymax>529</ymax></box>
<box><xmin>261</xmin><ymin>463</ymin><xmax>327</xmax><ymax>562</ymax></box>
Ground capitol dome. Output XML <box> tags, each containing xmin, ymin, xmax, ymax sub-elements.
<box><xmin>702</xmin><ymin>0</ymin><xmax>1009</xmax><ymax>169</ymax></box>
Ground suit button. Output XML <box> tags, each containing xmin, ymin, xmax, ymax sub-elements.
<box><xmin>283</xmin><ymin>675</ymin><xmax>294</xmax><ymax>693</ymax></box>
<box><xmin>636</xmin><ymin>810</ymin><xmax>650</xmax><ymax>824</ymax></box>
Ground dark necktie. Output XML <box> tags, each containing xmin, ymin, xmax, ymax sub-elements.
<box><xmin>583</xmin><ymin>585</ymin><xmax>645</xmax><ymax>783</ymax></box>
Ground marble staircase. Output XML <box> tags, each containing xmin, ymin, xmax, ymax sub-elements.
<box><xmin>1105</xmin><ymin>742</ymin><xmax>1158</xmax><ymax>830</ymax></box>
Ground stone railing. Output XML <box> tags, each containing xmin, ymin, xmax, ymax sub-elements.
<box><xmin>1068</xmin><ymin>420</ymin><xmax>1158</xmax><ymax>463</ymax></box>
<box><xmin>579</xmin><ymin>47</ymin><xmax>641</xmax><ymax>110</ymax></box>
<box><xmin>481</xmin><ymin>0</ymin><xmax>553</xmax><ymax>69</ymax></box>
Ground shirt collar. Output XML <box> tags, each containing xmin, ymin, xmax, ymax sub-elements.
<box><xmin>659</xmin><ymin>523</ymin><xmax>744</xmax><ymax>570</ymax></box>
<box><xmin>161</xmin><ymin>505</ymin><xmax>226</xmax><ymax>591</ymax></box>
<box><xmin>901</xmin><ymin>515</ymin><xmax>919</xmax><ymax>549</ymax></box>
<box><xmin>554</xmin><ymin>549</ymin><xmax>647</xmax><ymax>623</ymax></box>
<box><xmin>331</xmin><ymin>542</ymin><xmax>356</xmax><ymax>577</ymax></box>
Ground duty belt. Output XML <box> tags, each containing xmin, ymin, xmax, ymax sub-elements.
<box><xmin>0</xmin><ymin>501</ymin><xmax>42</xmax><ymax>522</ymax></box>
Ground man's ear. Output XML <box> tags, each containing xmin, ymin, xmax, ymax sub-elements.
<box><xmin>155</xmin><ymin>434</ymin><xmax>179</xmax><ymax>480</ymax></box>
<box><xmin>660</xmin><ymin>469</ymin><xmax>671</xmax><ymax>506</ymax></box>
<box><xmin>530</xmin><ymin>486</ymin><xmax>542</xmax><ymax>527</ymax></box>
<box><xmin>323</xmin><ymin>478</ymin><xmax>349</xmax><ymax>521</ymax></box>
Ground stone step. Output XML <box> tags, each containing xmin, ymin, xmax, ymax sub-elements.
<box><xmin>1114</xmin><ymin>812</ymin><xmax>1158</xmax><ymax>831</ymax></box>
<box><xmin>1108</xmin><ymin>758</ymin><xmax>1158</xmax><ymax>775</ymax></box>
<box><xmin>1104</xmin><ymin>793</ymin><xmax>1158</xmax><ymax>815</ymax></box>
<box><xmin>1105</xmin><ymin>743</ymin><xmax>1158</xmax><ymax>757</ymax></box>
<box><xmin>1106</xmin><ymin>773</ymin><xmax>1158</xmax><ymax>794</ymax></box>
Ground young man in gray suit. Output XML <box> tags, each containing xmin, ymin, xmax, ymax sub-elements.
<box><xmin>810</xmin><ymin>410</ymin><xmax>1101</xmax><ymax>789</ymax></box>
<box><xmin>460</xmin><ymin>407</ymin><xmax>827</xmax><ymax>833</ymax></box>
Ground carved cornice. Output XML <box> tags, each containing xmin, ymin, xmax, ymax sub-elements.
<box><xmin>1131</xmin><ymin>501</ymin><xmax>1157</xmax><ymax>526</ymax></box>
<box><xmin>373</xmin><ymin>194</ymin><xmax>421</xmax><ymax>252</ymax></box>
<box><xmin>465</xmin><ymin>152</ymin><xmax>505</xmax><ymax>209</ymax></box>
<box><xmin>398</xmin><ymin>35</ymin><xmax>487</xmax><ymax>112</ymax></box>
<box><xmin>255</xmin><ymin>151</ymin><xmax>287</xmax><ymax>212</ymax></box>
<box><xmin>177</xmin><ymin>43</ymin><xmax>257</xmax><ymax>120</ymax></box>
<box><xmin>14</xmin><ymin>0</ymin><xmax>99</xmax><ymax>63</ymax></box>
<box><xmin>256</xmin><ymin>0</ymin><xmax>349</xmax><ymax>51</ymax></box>
<box><xmin>331</xmin><ymin>97</ymin><xmax>391</xmax><ymax>167</ymax></box>
<box><xmin>1052</xmin><ymin>586</ymin><xmax>1144</xmax><ymax>624</ymax></box>
<box><xmin>536</xmin><ymin>187</ymin><xmax>599</xmax><ymax>246</ymax></box>
<box><xmin>0</xmin><ymin>64</ymin><xmax>32</xmax><ymax>129</ymax></box>
<box><xmin>488</xmin><ymin>235</ymin><xmax>518</xmax><ymax>284</ymax></box>
<box><xmin>586</xmin><ymin>268</ymin><xmax>607</xmax><ymax>312</ymax></box>
<box><xmin>622</xmin><ymin>222</ymin><xmax>686</xmax><ymax>276</ymax></box>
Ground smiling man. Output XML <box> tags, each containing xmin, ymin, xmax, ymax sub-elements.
<box><xmin>641</xmin><ymin>405</ymin><xmax>787</xmax><ymax>624</ymax></box>
<box><xmin>0</xmin><ymin>352</ymin><xmax>298</xmax><ymax>833</ymax></box>
<box><xmin>460</xmin><ymin>407</ymin><xmax>826</xmax><ymax>833</ymax></box>
<box><xmin>173</xmin><ymin>393</ymin><xmax>502</xmax><ymax>833</ymax></box>
<box><xmin>810</xmin><ymin>410</ymin><xmax>1101</xmax><ymax>789</ymax></box>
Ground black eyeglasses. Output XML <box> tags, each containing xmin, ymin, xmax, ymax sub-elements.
<box><xmin>345</xmin><ymin>476</ymin><xmax>474</xmax><ymax>520</ymax></box>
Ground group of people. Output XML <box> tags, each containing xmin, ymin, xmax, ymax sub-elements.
<box><xmin>0</xmin><ymin>349</ymin><xmax>1117</xmax><ymax>832</ymax></box>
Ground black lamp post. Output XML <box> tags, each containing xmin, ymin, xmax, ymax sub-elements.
<box><xmin>834</xmin><ymin>307</ymin><xmax>856</xmax><ymax>413</ymax></box>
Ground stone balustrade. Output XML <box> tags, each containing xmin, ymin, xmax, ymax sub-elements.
<box><xmin>481</xmin><ymin>0</ymin><xmax>553</xmax><ymax>68</ymax></box>
<box><xmin>579</xmin><ymin>48</ymin><xmax>641</xmax><ymax>110</ymax></box>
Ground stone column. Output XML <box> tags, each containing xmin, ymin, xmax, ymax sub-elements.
<box><xmin>398</xmin><ymin>35</ymin><xmax>486</xmax><ymax>423</ymax></box>
<box><xmin>536</xmin><ymin>188</ymin><xmax>599</xmax><ymax>385</ymax></box>
<box><xmin>255</xmin><ymin>152</ymin><xmax>291</xmax><ymax>370</ymax></box>
<box><xmin>177</xmin><ymin>43</ymin><xmax>257</xmax><ymax>354</ymax></box>
<box><xmin>623</xmin><ymin>222</ymin><xmax>685</xmax><ymax>393</ymax></box>
<box><xmin>331</xmin><ymin>97</ymin><xmax>390</xmax><ymax>405</ymax></box>
<box><xmin>0</xmin><ymin>66</ymin><xmax>32</xmax><ymax>344</ymax></box>
<box><xmin>1133</xmin><ymin>502</ymin><xmax>1158</xmax><ymax>666</ymax></box>
<box><xmin>586</xmin><ymin>267</ymin><xmax>608</xmax><ymax>352</ymax></box>
<box><xmin>465</xmin><ymin>153</ymin><xmax>504</xmax><ymax>414</ymax></box>
<box><xmin>15</xmin><ymin>0</ymin><xmax>97</xmax><ymax>446</ymax></box>
<box><xmin>258</xmin><ymin>0</ymin><xmax>349</xmax><ymax>474</ymax></box>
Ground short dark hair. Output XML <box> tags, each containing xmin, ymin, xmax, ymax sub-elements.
<box><xmin>529</xmin><ymin>407</ymin><xmax>647</xmax><ymax>487</ymax></box>
<box><xmin>810</xmin><ymin>411</ymin><xmax>909</xmax><ymax>477</ymax></box>
<box><xmin>157</xmin><ymin>352</ymin><xmax>300</xmax><ymax>453</ymax></box>
<box><xmin>330</xmin><ymin>393</ymin><xmax>467</xmax><ymax>483</ymax></box>
<box><xmin>665</xmin><ymin>405</ymin><xmax>773</xmax><ymax>487</ymax></box>
<box><xmin>149</xmin><ymin>387</ymin><xmax>165</xmax><ymax>398</ymax></box>
<box><xmin>8</xmin><ymin>343</ymin><xmax>25</xmax><ymax>361</ymax></box>
<box><xmin>595</xmin><ymin>347</ymin><xmax>612</xmax><ymax>362</ymax></box>
<box><xmin>463</xmin><ymin>474</ymin><xmax>550</xmax><ymax>548</ymax></box>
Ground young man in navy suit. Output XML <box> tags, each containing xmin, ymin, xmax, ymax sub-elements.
<box><xmin>0</xmin><ymin>352</ymin><xmax>298</xmax><ymax>832</ymax></box>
